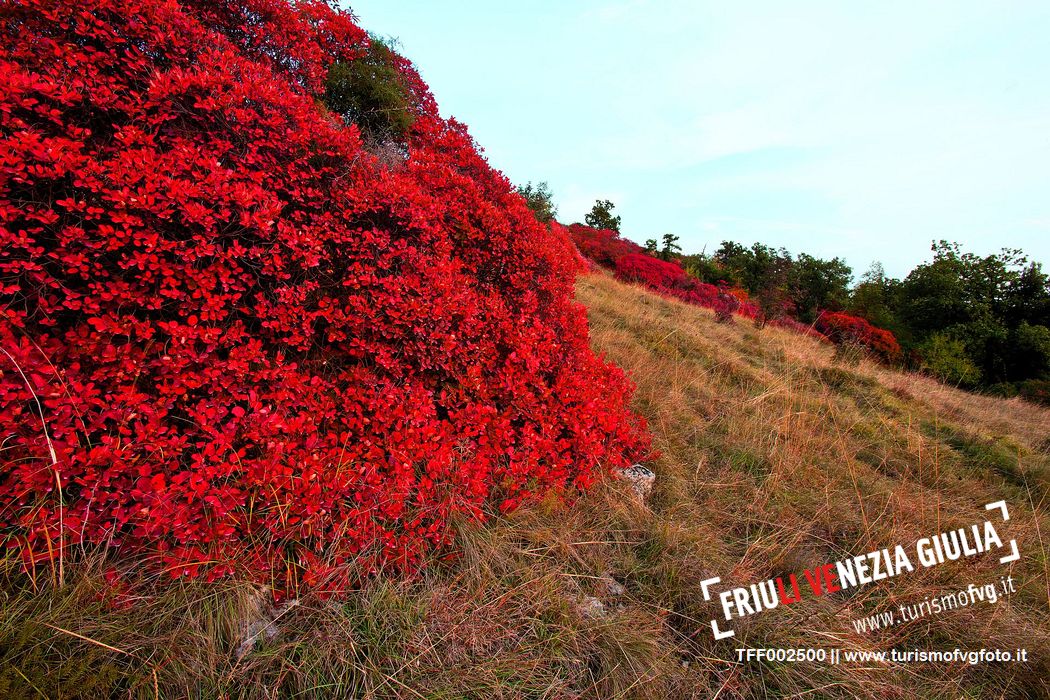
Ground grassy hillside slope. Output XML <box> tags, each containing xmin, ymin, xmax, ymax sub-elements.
<box><xmin>3</xmin><ymin>271</ymin><xmax>1048</xmax><ymax>698</ymax></box>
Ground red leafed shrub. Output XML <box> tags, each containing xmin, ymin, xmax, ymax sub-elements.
<box><xmin>0</xmin><ymin>0</ymin><xmax>649</xmax><ymax>588</ymax></box>
<box><xmin>815</xmin><ymin>312</ymin><xmax>902</xmax><ymax>363</ymax></box>
<box><xmin>612</xmin><ymin>253</ymin><xmax>766</xmax><ymax>322</ymax></box>
<box><xmin>713</xmin><ymin>285</ymin><xmax>741</xmax><ymax>323</ymax></box>
<box><xmin>680</xmin><ymin>281</ymin><xmax>720</xmax><ymax>308</ymax></box>
<box><xmin>568</xmin><ymin>225</ymin><xmax>759</xmax><ymax>323</ymax></box>
<box><xmin>568</xmin><ymin>224</ymin><xmax>645</xmax><ymax>268</ymax></box>
<box><xmin>614</xmin><ymin>253</ymin><xmax>690</xmax><ymax>291</ymax></box>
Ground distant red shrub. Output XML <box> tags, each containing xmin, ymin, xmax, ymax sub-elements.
<box><xmin>567</xmin><ymin>224</ymin><xmax>645</xmax><ymax>268</ymax></box>
<box><xmin>614</xmin><ymin>253</ymin><xmax>689</xmax><ymax>291</ymax></box>
<box><xmin>611</xmin><ymin>252</ymin><xmax>765</xmax><ymax>323</ymax></box>
<box><xmin>713</xmin><ymin>284</ymin><xmax>741</xmax><ymax>323</ymax></box>
<box><xmin>815</xmin><ymin>312</ymin><xmax>902</xmax><ymax>363</ymax></box>
<box><xmin>568</xmin><ymin>227</ymin><xmax>897</xmax><ymax>356</ymax></box>
<box><xmin>681</xmin><ymin>282</ymin><xmax>720</xmax><ymax>308</ymax></box>
<box><xmin>0</xmin><ymin>0</ymin><xmax>649</xmax><ymax>588</ymax></box>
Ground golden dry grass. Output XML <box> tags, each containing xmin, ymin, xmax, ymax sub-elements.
<box><xmin>573</xmin><ymin>271</ymin><xmax>1050</xmax><ymax>698</ymax></box>
<box><xmin>2</xmin><ymin>270</ymin><xmax>1048</xmax><ymax>698</ymax></box>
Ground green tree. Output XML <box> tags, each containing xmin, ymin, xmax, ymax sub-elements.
<box><xmin>644</xmin><ymin>239</ymin><xmax>658</xmax><ymax>255</ymax></box>
<box><xmin>895</xmin><ymin>241</ymin><xmax>1050</xmax><ymax>384</ymax></box>
<box><xmin>713</xmin><ymin>241</ymin><xmax>749</xmax><ymax>280</ymax></box>
<box><xmin>851</xmin><ymin>263</ymin><xmax>892</xmax><ymax>322</ymax></box>
<box><xmin>788</xmin><ymin>253</ymin><xmax>852</xmax><ymax>323</ymax></box>
<box><xmin>659</xmin><ymin>233</ymin><xmax>681</xmax><ymax>261</ymax></box>
<box><xmin>897</xmin><ymin>242</ymin><xmax>974</xmax><ymax>334</ymax></box>
<box><xmin>516</xmin><ymin>181</ymin><xmax>557</xmax><ymax>224</ymax></box>
<box><xmin>1010</xmin><ymin>322</ymin><xmax>1050</xmax><ymax>382</ymax></box>
<box><xmin>753</xmin><ymin>256</ymin><xmax>793</xmax><ymax>327</ymax></box>
<box><xmin>584</xmin><ymin>199</ymin><xmax>621</xmax><ymax>232</ymax></box>
<box><xmin>1004</xmin><ymin>257</ymin><xmax>1050</xmax><ymax>328</ymax></box>
<box><xmin>713</xmin><ymin>242</ymin><xmax>786</xmax><ymax>293</ymax></box>
<box><xmin>849</xmin><ymin>262</ymin><xmax>908</xmax><ymax>345</ymax></box>
<box><xmin>682</xmin><ymin>252</ymin><xmax>731</xmax><ymax>285</ymax></box>
<box><xmin>919</xmin><ymin>333</ymin><xmax>982</xmax><ymax>386</ymax></box>
<box><xmin>322</xmin><ymin>35</ymin><xmax>415</xmax><ymax>142</ymax></box>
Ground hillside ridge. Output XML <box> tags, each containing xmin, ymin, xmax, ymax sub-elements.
<box><xmin>5</xmin><ymin>271</ymin><xmax>1046</xmax><ymax>697</ymax></box>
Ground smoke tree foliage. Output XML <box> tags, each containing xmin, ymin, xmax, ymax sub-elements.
<box><xmin>0</xmin><ymin>0</ymin><xmax>650</xmax><ymax>588</ymax></box>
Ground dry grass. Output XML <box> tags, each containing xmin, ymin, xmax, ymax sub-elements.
<box><xmin>2</xmin><ymin>271</ymin><xmax>1048</xmax><ymax>698</ymax></box>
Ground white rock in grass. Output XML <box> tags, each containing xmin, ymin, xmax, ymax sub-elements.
<box><xmin>597</xmin><ymin>573</ymin><xmax>627</xmax><ymax>597</ymax></box>
<box><xmin>235</xmin><ymin>595</ymin><xmax>299</xmax><ymax>660</ymax></box>
<box><xmin>578</xmin><ymin>595</ymin><xmax>607</xmax><ymax>619</ymax></box>
<box><xmin>619</xmin><ymin>464</ymin><xmax>655</xmax><ymax>501</ymax></box>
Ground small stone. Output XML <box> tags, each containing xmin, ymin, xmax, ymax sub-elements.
<box><xmin>235</xmin><ymin>595</ymin><xmax>299</xmax><ymax>660</ymax></box>
<box><xmin>597</xmin><ymin>573</ymin><xmax>627</xmax><ymax>597</ymax></box>
<box><xmin>620</xmin><ymin>464</ymin><xmax>655</xmax><ymax>501</ymax></box>
<box><xmin>578</xmin><ymin>595</ymin><xmax>606</xmax><ymax>618</ymax></box>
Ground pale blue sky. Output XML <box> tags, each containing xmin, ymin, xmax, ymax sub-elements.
<box><xmin>345</xmin><ymin>1</ymin><xmax>1050</xmax><ymax>279</ymax></box>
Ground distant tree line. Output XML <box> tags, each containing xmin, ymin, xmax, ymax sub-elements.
<box><xmin>685</xmin><ymin>240</ymin><xmax>1050</xmax><ymax>399</ymax></box>
<box><xmin>851</xmin><ymin>243</ymin><xmax>1050</xmax><ymax>395</ymax></box>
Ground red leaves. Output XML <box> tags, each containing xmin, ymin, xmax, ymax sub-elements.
<box><xmin>612</xmin><ymin>251</ymin><xmax>760</xmax><ymax>321</ymax></box>
<box><xmin>815</xmin><ymin>312</ymin><xmax>902</xmax><ymax>363</ymax></box>
<box><xmin>0</xmin><ymin>0</ymin><xmax>649</xmax><ymax>591</ymax></box>
<box><xmin>615</xmin><ymin>253</ymin><xmax>689</xmax><ymax>291</ymax></box>
<box><xmin>565</xmin><ymin>223</ymin><xmax>644</xmax><ymax>268</ymax></box>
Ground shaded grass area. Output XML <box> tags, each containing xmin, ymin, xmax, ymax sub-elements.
<box><xmin>2</xmin><ymin>271</ymin><xmax>1049</xmax><ymax>698</ymax></box>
